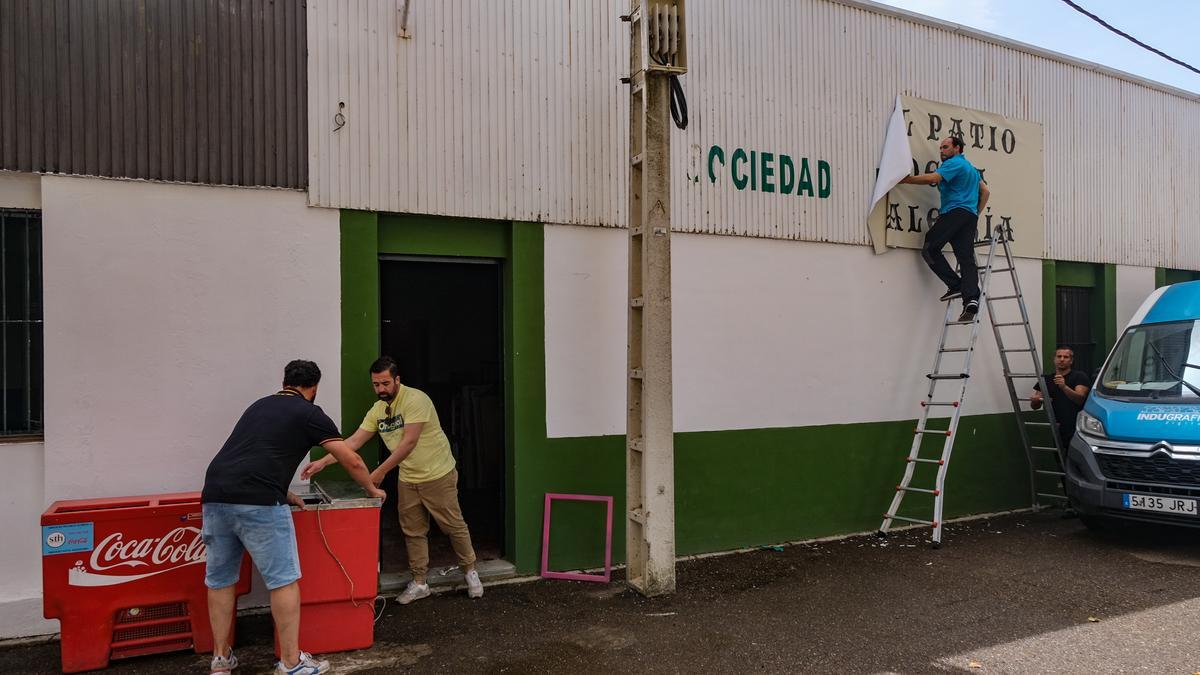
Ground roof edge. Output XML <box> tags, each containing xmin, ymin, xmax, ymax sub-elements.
<box><xmin>829</xmin><ymin>0</ymin><xmax>1200</xmax><ymax>103</ymax></box>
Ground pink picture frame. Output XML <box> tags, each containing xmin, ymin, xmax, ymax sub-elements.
<box><xmin>540</xmin><ymin>492</ymin><xmax>614</xmax><ymax>583</ymax></box>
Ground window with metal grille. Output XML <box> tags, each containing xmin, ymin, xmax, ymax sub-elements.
<box><xmin>1056</xmin><ymin>285</ymin><xmax>1094</xmax><ymax>375</ymax></box>
<box><xmin>1</xmin><ymin>210</ymin><xmax>42</xmax><ymax>437</ymax></box>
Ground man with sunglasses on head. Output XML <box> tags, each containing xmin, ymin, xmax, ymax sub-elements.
<box><xmin>302</xmin><ymin>356</ymin><xmax>483</xmax><ymax>605</ymax></box>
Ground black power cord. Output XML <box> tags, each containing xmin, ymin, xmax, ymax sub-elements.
<box><xmin>1058</xmin><ymin>0</ymin><xmax>1200</xmax><ymax>76</ymax></box>
<box><xmin>651</xmin><ymin>54</ymin><xmax>688</xmax><ymax>130</ymax></box>
<box><xmin>668</xmin><ymin>73</ymin><xmax>688</xmax><ymax>130</ymax></box>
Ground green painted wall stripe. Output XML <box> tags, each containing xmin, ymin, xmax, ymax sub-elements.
<box><xmin>341</xmin><ymin>210</ymin><xmax>381</xmax><ymax>435</ymax></box>
<box><xmin>533</xmin><ymin>412</ymin><xmax>1033</xmax><ymax>572</ymax></box>
<box><xmin>508</xmin><ymin>221</ymin><xmax>545</xmax><ymax>565</ymax></box>
<box><xmin>1042</xmin><ymin>260</ymin><xmax>1056</xmax><ymax>372</ymax></box>
<box><xmin>1054</xmin><ymin>260</ymin><xmax>1097</xmax><ymax>288</ymax></box>
<box><xmin>378</xmin><ymin>214</ymin><xmax>509</xmax><ymax>258</ymax></box>
<box><xmin>1101</xmin><ymin>263</ymin><xmax>1118</xmax><ymax>358</ymax></box>
<box><xmin>1162</xmin><ymin>268</ymin><xmax>1200</xmax><ymax>287</ymax></box>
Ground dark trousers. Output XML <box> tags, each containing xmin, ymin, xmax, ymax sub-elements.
<box><xmin>922</xmin><ymin>207</ymin><xmax>980</xmax><ymax>303</ymax></box>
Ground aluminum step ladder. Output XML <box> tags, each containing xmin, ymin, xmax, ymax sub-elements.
<box><xmin>878</xmin><ymin>224</ymin><xmax>1065</xmax><ymax>546</ymax></box>
<box><xmin>986</xmin><ymin>230</ymin><xmax>1068</xmax><ymax>510</ymax></box>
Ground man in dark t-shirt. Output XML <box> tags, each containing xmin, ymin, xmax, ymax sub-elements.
<box><xmin>201</xmin><ymin>360</ymin><xmax>384</xmax><ymax>675</ymax></box>
<box><xmin>1031</xmin><ymin>346</ymin><xmax>1091</xmax><ymax>449</ymax></box>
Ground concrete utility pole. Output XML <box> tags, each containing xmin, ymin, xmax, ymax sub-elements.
<box><xmin>625</xmin><ymin>0</ymin><xmax>686</xmax><ymax>597</ymax></box>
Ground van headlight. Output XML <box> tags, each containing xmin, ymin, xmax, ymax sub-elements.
<box><xmin>1079</xmin><ymin>411</ymin><xmax>1106</xmax><ymax>438</ymax></box>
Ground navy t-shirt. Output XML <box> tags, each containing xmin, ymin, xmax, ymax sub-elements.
<box><xmin>202</xmin><ymin>389</ymin><xmax>342</xmax><ymax>506</ymax></box>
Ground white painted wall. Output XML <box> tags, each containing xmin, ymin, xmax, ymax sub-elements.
<box><xmin>1116</xmin><ymin>265</ymin><xmax>1158</xmax><ymax>331</ymax></box>
<box><xmin>40</xmin><ymin>176</ymin><xmax>342</xmax><ymax>502</ymax></box>
<box><xmin>546</xmin><ymin>225</ymin><xmax>1042</xmax><ymax>438</ymax></box>
<box><xmin>0</xmin><ymin>177</ymin><xmax>340</xmax><ymax>639</ymax></box>
<box><xmin>0</xmin><ymin>442</ymin><xmax>56</xmax><ymax>637</ymax></box>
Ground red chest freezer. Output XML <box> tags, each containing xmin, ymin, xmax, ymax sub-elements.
<box><xmin>42</xmin><ymin>492</ymin><xmax>251</xmax><ymax>673</ymax></box>
<box><xmin>281</xmin><ymin>482</ymin><xmax>382</xmax><ymax>656</ymax></box>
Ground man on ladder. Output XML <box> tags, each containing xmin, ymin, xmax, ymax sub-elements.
<box><xmin>880</xmin><ymin>135</ymin><xmax>1069</xmax><ymax>546</ymax></box>
<box><xmin>899</xmin><ymin>136</ymin><xmax>991</xmax><ymax>323</ymax></box>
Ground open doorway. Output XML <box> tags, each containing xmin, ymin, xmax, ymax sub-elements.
<box><xmin>377</xmin><ymin>256</ymin><xmax>506</xmax><ymax>575</ymax></box>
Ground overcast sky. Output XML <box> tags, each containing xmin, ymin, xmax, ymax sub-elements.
<box><xmin>872</xmin><ymin>0</ymin><xmax>1200</xmax><ymax>94</ymax></box>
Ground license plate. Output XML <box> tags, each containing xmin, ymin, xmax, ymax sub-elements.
<box><xmin>1123</xmin><ymin>493</ymin><xmax>1198</xmax><ymax>515</ymax></box>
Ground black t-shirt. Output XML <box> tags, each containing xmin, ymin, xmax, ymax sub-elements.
<box><xmin>1034</xmin><ymin>370</ymin><xmax>1090</xmax><ymax>438</ymax></box>
<box><xmin>201</xmin><ymin>389</ymin><xmax>342</xmax><ymax>506</ymax></box>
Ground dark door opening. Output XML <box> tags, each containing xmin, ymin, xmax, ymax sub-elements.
<box><xmin>1056</xmin><ymin>285</ymin><xmax>1095</xmax><ymax>377</ymax></box>
<box><xmin>378</xmin><ymin>257</ymin><xmax>505</xmax><ymax>574</ymax></box>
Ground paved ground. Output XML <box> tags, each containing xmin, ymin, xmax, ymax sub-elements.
<box><xmin>6</xmin><ymin>511</ymin><xmax>1200</xmax><ymax>674</ymax></box>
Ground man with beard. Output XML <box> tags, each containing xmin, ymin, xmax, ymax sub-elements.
<box><xmin>899</xmin><ymin>135</ymin><xmax>991</xmax><ymax>323</ymax></box>
<box><xmin>302</xmin><ymin>356</ymin><xmax>482</xmax><ymax>604</ymax></box>
<box><xmin>1031</xmin><ymin>346</ymin><xmax>1091</xmax><ymax>451</ymax></box>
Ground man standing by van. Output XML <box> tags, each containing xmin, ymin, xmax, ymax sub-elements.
<box><xmin>1031</xmin><ymin>346</ymin><xmax>1091</xmax><ymax>449</ymax></box>
<box><xmin>900</xmin><ymin>135</ymin><xmax>991</xmax><ymax>322</ymax></box>
<box><xmin>302</xmin><ymin>356</ymin><xmax>483</xmax><ymax>604</ymax></box>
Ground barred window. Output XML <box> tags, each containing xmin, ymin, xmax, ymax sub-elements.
<box><xmin>1</xmin><ymin>209</ymin><xmax>42</xmax><ymax>437</ymax></box>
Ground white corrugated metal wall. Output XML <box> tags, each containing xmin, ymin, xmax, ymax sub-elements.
<box><xmin>307</xmin><ymin>0</ymin><xmax>1200</xmax><ymax>268</ymax></box>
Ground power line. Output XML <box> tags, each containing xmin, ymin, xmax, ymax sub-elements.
<box><xmin>1058</xmin><ymin>0</ymin><xmax>1200</xmax><ymax>76</ymax></box>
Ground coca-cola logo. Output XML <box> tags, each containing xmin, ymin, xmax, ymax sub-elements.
<box><xmin>89</xmin><ymin>527</ymin><xmax>206</xmax><ymax>571</ymax></box>
<box><xmin>68</xmin><ymin>527</ymin><xmax>207</xmax><ymax>587</ymax></box>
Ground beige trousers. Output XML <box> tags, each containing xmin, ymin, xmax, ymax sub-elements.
<box><xmin>397</xmin><ymin>469</ymin><xmax>477</xmax><ymax>582</ymax></box>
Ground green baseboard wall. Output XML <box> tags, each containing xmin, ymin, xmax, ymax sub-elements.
<box><xmin>524</xmin><ymin>412</ymin><xmax>1032</xmax><ymax>575</ymax></box>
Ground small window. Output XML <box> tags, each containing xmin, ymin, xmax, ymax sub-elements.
<box><xmin>1</xmin><ymin>209</ymin><xmax>42</xmax><ymax>437</ymax></box>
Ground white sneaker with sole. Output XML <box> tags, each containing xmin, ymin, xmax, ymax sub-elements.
<box><xmin>397</xmin><ymin>580</ymin><xmax>431</xmax><ymax>605</ymax></box>
<box><xmin>210</xmin><ymin>648</ymin><xmax>238</xmax><ymax>674</ymax></box>
<box><xmin>274</xmin><ymin>651</ymin><xmax>329</xmax><ymax>675</ymax></box>
<box><xmin>465</xmin><ymin>569</ymin><xmax>484</xmax><ymax>599</ymax></box>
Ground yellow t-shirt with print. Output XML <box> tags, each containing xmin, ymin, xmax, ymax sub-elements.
<box><xmin>360</xmin><ymin>385</ymin><xmax>456</xmax><ymax>484</ymax></box>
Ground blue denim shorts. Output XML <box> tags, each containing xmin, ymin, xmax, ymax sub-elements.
<box><xmin>201</xmin><ymin>503</ymin><xmax>301</xmax><ymax>591</ymax></box>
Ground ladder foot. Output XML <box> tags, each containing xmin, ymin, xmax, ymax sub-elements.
<box><xmin>930</xmin><ymin>541</ymin><xmax>942</xmax><ymax>550</ymax></box>
<box><xmin>875</xmin><ymin>530</ymin><xmax>888</xmax><ymax>539</ymax></box>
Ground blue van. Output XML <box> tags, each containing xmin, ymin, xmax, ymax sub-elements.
<box><xmin>1066</xmin><ymin>280</ymin><xmax>1200</xmax><ymax>529</ymax></box>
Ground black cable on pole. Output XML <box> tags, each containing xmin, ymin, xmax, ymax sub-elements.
<box><xmin>651</xmin><ymin>53</ymin><xmax>688</xmax><ymax>130</ymax></box>
<box><xmin>668</xmin><ymin>75</ymin><xmax>688</xmax><ymax>130</ymax></box>
<box><xmin>1058</xmin><ymin>0</ymin><xmax>1200</xmax><ymax>76</ymax></box>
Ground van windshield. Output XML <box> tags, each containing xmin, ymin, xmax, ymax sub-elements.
<box><xmin>1098</xmin><ymin>320</ymin><xmax>1200</xmax><ymax>401</ymax></box>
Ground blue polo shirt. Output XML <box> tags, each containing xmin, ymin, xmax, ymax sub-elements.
<box><xmin>935</xmin><ymin>154</ymin><xmax>982</xmax><ymax>215</ymax></box>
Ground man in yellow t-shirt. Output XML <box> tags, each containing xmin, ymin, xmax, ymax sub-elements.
<box><xmin>301</xmin><ymin>356</ymin><xmax>482</xmax><ymax>604</ymax></box>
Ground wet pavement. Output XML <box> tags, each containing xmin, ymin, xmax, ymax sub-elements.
<box><xmin>5</xmin><ymin>511</ymin><xmax>1200</xmax><ymax>674</ymax></box>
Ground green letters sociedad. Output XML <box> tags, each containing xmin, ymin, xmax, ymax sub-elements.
<box><xmin>708</xmin><ymin>145</ymin><xmax>830</xmax><ymax>198</ymax></box>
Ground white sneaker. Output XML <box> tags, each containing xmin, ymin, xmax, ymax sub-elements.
<box><xmin>397</xmin><ymin>580</ymin><xmax>431</xmax><ymax>605</ymax></box>
<box><xmin>274</xmin><ymin>651</ymin><xmax>329</xmax><ymax>675</ymax></box>
<box><xmin>210</xmin><ymin>648</ymin><xmax>238</xmax><ymax>674</ymax></box>
<box><xmin>465</xmin><ymin>569</ymin><xmax>484</xmax><ymax>599</ymax></box>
